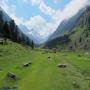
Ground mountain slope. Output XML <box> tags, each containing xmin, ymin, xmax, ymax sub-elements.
<box><xmin>19</xmin><ymin>25</ymin><xmax>43</xmax><ymax>44</ymax></box>
<box><xmin>48</xmin><ymin>9</ymin><xmax>84</xmax><ymax>41</ymax></box>
<box><xmin>45</xmin><ymin>6</ymin><xmax>90</xmax><ymax>50</ymax></box>
<box><xmin>0</xmin><ymin>7</ymin><xmax>32</xmax><ymax>46</ymax></box>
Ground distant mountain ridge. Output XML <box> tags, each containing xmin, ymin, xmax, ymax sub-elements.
<box><xmin>48</xmin><ymin>9</ymin><xmax>85</xmax><ymax>41</ymax></box>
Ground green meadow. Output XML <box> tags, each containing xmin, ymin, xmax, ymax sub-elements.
<box><xmin>0</xmin><ymin>42</ymin><xmax>90</xmax><ymax>90</ymax></box>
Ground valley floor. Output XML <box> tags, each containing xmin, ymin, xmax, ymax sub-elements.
<box><xmin>0</xmin><ymin>42</ymin><xmax>90</xmax><ymax>90</ymax></box>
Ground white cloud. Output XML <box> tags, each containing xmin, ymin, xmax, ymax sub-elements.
<box><xmin>52</xmin><ymin>0</ymin><xmax>88</xmax><ymax>28</ymax></box>
<box><xmin>11</xmin><ymin>16</ymin><xmax>24</xmax><ymax>25</ymax></box>
<box><xmin>0</xmin><ymin>0</ymin><xmax>16</xmax><ymax>17</ymax></box>
<box><xmin>35</xmin><ymin>0</ymin><xmax>89</xmax><ymax>38</ymax></box>
<box><xmin>31</xmin><ymin>0</ymin><xmax>56</xmax><ymax>16</ymax></box>
<box><xmin>39</xmin><ymin>1</ymin><xmax>56</xmax><ymax>16</ymax></box>
<box><xmin>63</xmin><ymin>0</ymin><xmax>88</xmax><ymax>18</ymax></box>
<box><xmin>0</xmin><ymin>0</ymin><xmax>89</xmax><ymax>43</ymax></box>
<box><xmin>54</xmin><ymin>0</ymin><xmax>61</xmax><ymax>4</ymax></box>
<box><xmin>0</xmin><ymin>0</ymin><xmax>25</xmax><ymax>26</ymax></box>
<box><xmin>23</xmin><ymin>0</ymin><xmax>43</xmax><ymax>5</ymax></box>
<box><xmin>31</xmin><ymin>0</ymin><xmax>88</xmax><ymax>39</ymax></box>
<box><xmin>31</xmin><ymin>0</ymin><xmax>42</xmax><ymax>5</ymax></box>
<box><xmin>25</xmin><ymin>15</ymin><xmax>55</xmax><ymax>37</ymax></box>
<box><xmin>25</xmin><ymin>16</ymin><xmax>46</xmax><ymax>30</ymax></box>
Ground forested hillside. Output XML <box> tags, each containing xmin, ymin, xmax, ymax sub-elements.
<box><xmin>0</xmin><ymin>7</ymin><xmax>32</xmax><ymax>46</ymax></box>
<box><xmin>45</xmin><ymin>6</ymin><xmax>90</xmax><ymax>50</ymax></box>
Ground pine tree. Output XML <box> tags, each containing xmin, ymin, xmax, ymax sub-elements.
<box><xmin>86</xmin><ymin>32</ymin><xmax>88</xmax><ymax>37</ymax></box>
<box><xmin>10</xmin><ymin>20</ymin><xmax>16</xmax><ymax>40</ymax></box>
<box><xmin>79</xmin><ymin>37</ymin><xmax>82</xmax><ymax>43</ymax></box>
<box><xmin>0</xmin><ymin>11</ymin><xmax>4</xmax><ymax>35</ymax></box>
<box><xmin>74</xmin><ymin>41</ymin><xmax>77</xmax><ymax>47</ymax></box>
<box><xmin>0</xmin><ymin>11</ymin><xmax>4</xmax><ymax>29</ymax></box>
<box><xmin>31</xmin><ymin>40</ymin><xmax>34</xmax><ymax>49</ymax></box>
<box><xmin>26</xmin><ymin>37</ymin><xmax>30</xmax><ymax>45</ymax></box>
<box><xmin>3</xmin><ymin>21</ymin><xmax>10</xmax><ymax>38</ymax></box>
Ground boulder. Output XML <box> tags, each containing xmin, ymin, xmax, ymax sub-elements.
<box><xmin>23</xmin><ymin>61</ymin><xmax>32</xmax><ymax>67</ymax></box>
<box><xmin>57</xmin><ymin>64</ymin><xmax>67</xmax><ymax>68</ymax></box>
<box><xmin>7</xmin><ymin>72</ymin><xmax>16</xmax><ymax>79</ymax></box>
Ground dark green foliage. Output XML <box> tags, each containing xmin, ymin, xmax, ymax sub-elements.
<box><xmin>79</xmin><ymin>37</ymin><xmax>82</xmax><ymax>43</ymax></box>
<box><xmin>45</xmin><ymin>33</ymin><xmax>71</xmax><ymax>48</ymax></box>
<box><xmin>9</xmin><ymin>20</ymin><xmax>15</xmax><ymax>31</ymax></box>
<box><xmin>9</xmin><ymin>20</ymin><xmax>16</xmax><ymax>41</ymax></box>
<box><xmin>72</xmin><ymin>82</ymin><xmax>80</xmax><ymax>89</ymax></box>
<box><xmin>31</xmin><ymin>40</ymin><xmax>34</xmax><ymax>49</ymax></box>
<box><xmin>0</xmin><ymin>11</ymin><xmax>4</xmax><ymax>35</ymax></box>
<box><xmin>26</xmin><ymin>37</ymin><xmax>30</xmax><ymax>45</ymax></box>
<box><xmin>3</xmin><ymin>21</ymin><xmax>10</xmax><ymax>38</ymax></box>
<box><xmin>85</xmin><ymin>31</ymin><xmax>88</xmax><ymax>37</ymax></box>
<box><xmin>14</xmin><ymin>25</ymin><xmax>18</xmax><ymax>41</ymax></box>
<box><xmin>0</xmin><ymin>10</ymin><xmax>32</xmax><ymax>47</ymax></box>
<box><xmin>0</xmin><ymin>11</ymin><xmax>4</xmax><ymax>29</ymax></box>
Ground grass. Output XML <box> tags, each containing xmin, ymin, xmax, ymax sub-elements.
<box><xmin>0</xmin><ymin>41</ymin><xmax>90</xmax><ymax>90</ymax></box>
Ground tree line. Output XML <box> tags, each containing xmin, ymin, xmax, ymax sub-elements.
<box><xmin>0</xmin><ymin>11</ymin><xmax>34</xmax><ymax>49</ymax></box>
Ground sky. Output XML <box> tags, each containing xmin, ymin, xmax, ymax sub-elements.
<box><xmin>0</xmin><ymin>0</ymin><xmax>89</xmax><ymax>43</ymax></box>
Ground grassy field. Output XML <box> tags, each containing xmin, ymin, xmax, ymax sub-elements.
<box><xmin>0</xmin><ymin>42</ymin><xmax>90</xmax><ymax>90</ymax></box>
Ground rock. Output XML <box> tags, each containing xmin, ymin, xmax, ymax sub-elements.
<box><xmin>23</xmin><ymin>61</ymin><xmax>32</xmax><ymax>67</ymax></box>
<box><xmin>23</xmin><ymin>63</ymin><xmax>29</xmax><ymax>67</ymax></box>
<box><xmin>57</xmin><ymin>64</ymin><xmax>67</xmax><ymax>68</ymax></box>
<box><xmin>7</xmin><ymin>72</ymin><xmax>16</xmax><ymax>79</ymax></box>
